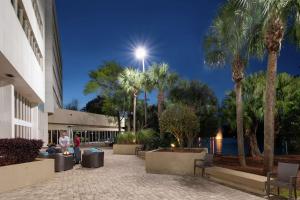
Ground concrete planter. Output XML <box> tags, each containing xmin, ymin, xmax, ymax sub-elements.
<box><xmin>145</xmin><ymin>148</ymin><xmax>208</xmax><ymax>176</ymax></box>
<box><xmin>113</xmin><ymin>144</ymin><xmax>143</xmax><ymax>155</ymax></box>
<box><xmin>0</xmin><ymin>158</ymin><xmax>55</xmax><ymax>193</ymax></box>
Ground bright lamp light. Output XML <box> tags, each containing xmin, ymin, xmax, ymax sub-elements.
<box><xmin>135</xmin><ymin>47</ymin><xmax>147</xmax><ymax>60</ymax></box>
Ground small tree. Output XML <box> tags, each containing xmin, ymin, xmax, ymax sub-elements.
<box><xmin>159</xmin><ymin>104</ymin><xmax>199</xmax><ymax>148</ymax></box>
<box><xmin>84</xmin><ymin>61</ymin><xmax>129</xmax><ymax>132</ymax></box>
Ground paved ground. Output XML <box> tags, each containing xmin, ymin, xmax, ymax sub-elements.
<box><xmin>0</xmin><ymin>149</ymin><xmax>264</xmax><ymax>200</ymax></box>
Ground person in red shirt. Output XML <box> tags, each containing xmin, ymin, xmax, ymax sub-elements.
<box><xmin>73</xmin><ymin>134</ymin><xmax>81</xmax><ymax>164</ymax></box>
<box><xmin>74</xmin><ymin>134</ymin><xmax>80</xmax><ymax>147</ymax></box>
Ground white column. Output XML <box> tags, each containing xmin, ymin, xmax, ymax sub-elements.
<box><xmin>0</xmin><ymin>84</ymin><xmax>14</xmax><ymax>138</ymax></box>
<box><xmin>38</xmin><ymin>109</ymin><xmax>48</xmax><ymax>145</ymax></box>
<box><xmin>31</xmin><ymin>105</ymin><xmax>39</xmax><ymax>139</ymax></box>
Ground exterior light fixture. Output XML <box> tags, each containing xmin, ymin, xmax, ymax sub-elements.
<box><xmin>135</xmin><ymin>47</ymin><xmax>147</xmax><ymax>60</ymax></box>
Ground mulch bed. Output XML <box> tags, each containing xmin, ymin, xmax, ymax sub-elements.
<box><xmin>214</xmin><ymin>154</ymin><xmax>300</xmax><ymax>176</ymax></box>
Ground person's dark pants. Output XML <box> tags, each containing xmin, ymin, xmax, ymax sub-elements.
<box><xmin>74</xmin><ymin>147</ymin><xmax>81</xmax><ymax>164</ymax></box>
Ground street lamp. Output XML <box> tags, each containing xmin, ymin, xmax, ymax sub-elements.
<box><xmin>135</xmin><ymin>47</ymin><xmax>147</xmax><ymax>71</ymax></box>
<box><xmin>135</xmin><ymin>46</ymin><xmax>147</xmax><ymax>126</ymax></box>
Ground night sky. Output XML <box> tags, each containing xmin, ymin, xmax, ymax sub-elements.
<box><xmin>56</xmin><ymin>0</ymin><xmax>300</xmax><ymax>108</ymax></box>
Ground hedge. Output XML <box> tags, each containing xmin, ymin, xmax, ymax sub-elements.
<box><xmin>0</xmin><ymin>138</ymin><xmax>43</xmax><ymax>167</ymax></box>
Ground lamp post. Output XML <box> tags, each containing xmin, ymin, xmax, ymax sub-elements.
<box><xmin>135</xmin><ymin>47</ymin><xmax>147</xmax><ymax>127</ymax></box>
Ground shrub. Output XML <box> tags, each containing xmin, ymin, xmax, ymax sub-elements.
<box><xmin>116</xmin><ymin>129</ymin><xmax>174</xmax><ymax>150</ymax></box>
<box><xmin>159</xmin><ymin>104</ymin><xmax>199</xmax><ymax>147</ymax></box>
<box><xmin>0</xmin><ymin>138</ymin><xmax>43</xmax><ymax>166</ymax></box>
<box><xmin>136</xmin><ymin>129</ymin><xmax>155</xmax><ymax>144</ymax></box>
<box><xmin>116</xmin><ymin>132</ymin><xmax>136</xmax><ymax>144</ymax></box>
<box><xmin>136</xmin><ymin>129</ymin><xmax>159</xmax><ymax>150</ymax></box>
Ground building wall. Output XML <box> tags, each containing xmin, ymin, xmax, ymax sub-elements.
<box><xmin>0</xmin><ymin>85</ymin><xmax>14</xmax><ymax>138</ymax></box>
<box><xmin>0</xmin><ymin>0</ymin><xmax>46</xmax><ymax>141</ymax></box>
<box><xmin>44</xmin><ymin>0</ymin><xmax>63</xmax><ymax>114</ymax></box>
<box><xmin>48</xmin><ymin>109</ymin><xmax>121</xmax><ymax>128</ymax></box>
<box><xmin>0</xmin><ymin>0</ymin><xmax>45</xmax><ymax>104</ymax></box>
<box><xmin>48</xmin><ymin>109</ymin><xmax>125</xmax><ymax>145</ymax></box>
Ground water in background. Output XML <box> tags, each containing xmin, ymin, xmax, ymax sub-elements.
<box><xmin>200</xmin><ymin>137</ymin><xmax>249</xmax><ymax>156</ymax></box>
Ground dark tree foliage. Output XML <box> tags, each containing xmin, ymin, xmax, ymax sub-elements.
<box><xmin>64</xmin><ymin>99</ymin><xmax>79</xmax><ymax>111</ymax></box>
<box><xmin>221</xmin><ymin>72</ymin><xmax>300</xmax><ymax>155</ymax></box>
<box><xmin>168</xmin><ymin>80</ymin><xmax>219</xmax><ymax>138</ymax></box>
<box><xmin>81</xmin><ymin>96</ymin><xmax>105</xmax><ymax>114</ymax></box>
<box><xmin>84</xmin><ymin>61</ymin><xmax>130</xmax><ymax>132</ymax></box>
<box><xmin>146</xmin><ymin>105</ymin><xmax>159</xmax><ymax>132</ymax></box>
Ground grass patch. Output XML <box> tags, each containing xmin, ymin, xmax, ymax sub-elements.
<box><xmin>271</xmin><ymin>188</ymin><xmax>300</xmax><ymax>199</ymax></box>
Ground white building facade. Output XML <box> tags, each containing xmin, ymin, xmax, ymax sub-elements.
<box><xmin>0</xmin><ymin>0</ymin><xmax>62</xmax><ymax>144</ymax></box>
<box><xmin>0</xmin><ymin>0</ymin><xmax>123</xmax><ymax>145</ymax></box>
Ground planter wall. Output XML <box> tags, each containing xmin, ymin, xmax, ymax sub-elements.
<box><xmin>113</xmin><ymin>144</ymin><xmax>142</xmax><ymax>155</ymax></box>
<box><xmin>145</xmin><ymin>148</ymin><xmax>208</xmax><ymax>176</ymax></box>
<box><xmin>0</xmin><ymin>158</ymin><xmax>55</xmax><ymax>193</ymax></box>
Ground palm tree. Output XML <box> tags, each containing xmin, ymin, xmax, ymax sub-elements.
<box><xmin>203</xmin><ymin>1</ymin><xmax>263</xmax><ymax>167</ymax></box>
<box><xmin>119</xmin><ymin>68</ymin><xmax>143</xmax><ymax>134</ymax></box>
<box><xmin>237</xmin><ymin>0</ymin><xmax>300</xmax><ymax>172</ymax></box>
<box><xmin>243</xmin><ymin>73</ymin><xmax>265</xmax><ymax>157</ymax></box>
<box><xmin>141</xmin><ymin>71</ymin><xmax>155</xmax><ymax>128</ymax></box>
<box><xmin>148</xmin><ymin>63</ymin><xmax>178</xmax><ymax>118</ymax></box>
<box><xmin>84</xmin><ymin>61</ymin><xmax>128</xmax><ymax>132</ymax></box>
<box><xmin>204</xmin><ymin>2</ymin><xmax>247</xmax><ymax>166</ymax></box>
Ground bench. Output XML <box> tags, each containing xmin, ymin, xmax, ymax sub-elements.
<box><xmin>205</xmin><ymin>167</ymin><xmax>267</xmax><ymax>195</ymax></box>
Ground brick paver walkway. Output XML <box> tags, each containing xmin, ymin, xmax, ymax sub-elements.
<box><xmin>0</xmin><ymin>149</ymin><xmax>263</xmax><ymax>200</ymax></box>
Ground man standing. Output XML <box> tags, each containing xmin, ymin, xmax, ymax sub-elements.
<box><xmin>74</xmin><ymin>134</ymin><xmax>81</xmax><ymax>164</ymax></box>
<box><xmin>59</xmin><ymin>131</ymin><xmax>70</xmax><ymax>153</ymax></box>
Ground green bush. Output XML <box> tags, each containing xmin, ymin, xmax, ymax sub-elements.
<box><xmin>159</xmin><ymin>103</ymin><xmax>199</xmax><ymax>147</ymax></box>
<box><xmin>116</xmin><ymin>129</ymin><xmax>177</xmax><ymax>150</ymax></box>
<box><xmin>136</xmin><ymin>129</ymin><xmax>155</xmax><ymax>143</ymax></box>
<box><xmin>136</xmin><ymin>129</ymin><xmax>157</xmax><ymax>150</ymax></box>
<box><xmin>116</xmin><ymin>132</ymin><xmax>136</xmax><ymax>144</ymax></box>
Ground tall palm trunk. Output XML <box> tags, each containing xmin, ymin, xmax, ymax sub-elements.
<box><xmin>117</xmin><ymin>112</ymin><xmax>121</xmax><ymax>133</ymax></box>
<box><xmin>133</xmin><ymin>93</ymin><xmax>137</xmax><ymax>134</ymax></box>
<box><xmin>263</xmin><ymin>17</ymin><xmax>283</xmax><ymax>174</ymax></box>
<box><xmin>248</xmin><ymin>123</ymin><xmax>262</xmax><ymax>157</ymax></box>
<box><xmin>232</xmin><ymin>55</ymin><xmax>246</xmax><ymax>167</ymax></box>
<box><xmin>249</xmin><ymin>132</ymin><xmax>262</xmax><ymax>157</ymax></box>
<box><xmin>157</xmin><ymin>90</ymin><xmax>164</xmax><ymax>117</ymax></box>
<box><xmin>263</xmin><ymin>51</ymin><xmax>278</xmax><ymax>173</ymax></box>
<box><xmin>157</xmin><ymin>90</ymin><xmax>164</xmax><ymax>139</ymax></box>
<box><xmin>235</xmin><ymin>81</ymin><xmax>246</xmax><ymax>167</ymax></box>
<box><xmin>144</xmin><ymin>91</ymin><xmax>147</xmax><ymax>128</ymax></box>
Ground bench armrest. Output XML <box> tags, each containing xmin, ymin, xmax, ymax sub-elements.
<box><xmin>267</xmin><ymin>172</ymin><xmax>277</xmax><ymax>182</ymax></box>
<box><xmin>194</xmin><ymin>159</ymin><xmax>204</xmax><ymax>166</ymax></box>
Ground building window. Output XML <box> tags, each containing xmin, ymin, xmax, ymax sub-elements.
<box><xmin>14</xmin><ymin>91</ymin><xmax>33</xmax><ymax>138</ymax></box>
<box><xmin>15</xmin><ymin>125</ymin><xmax>31</xmax><ymax>139</ymax></box>
<box><xmin>31</xmin><ymin>0</ymin><xmax>43</xmax><ymax>37</ymax></box>
<box><xmin>11</xmin><ymin>0</ymin><xmax>43</xmax><ymax>69</ymax></box>
<box><xmin>48</xmin><ymin>130</ymin><xmax>62</xmax><ymax>145</ymax></box>
<box><xmin>14</xmin><ymin>91</ymin><xmax>32</xmax><ymax>122</ymax></box>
